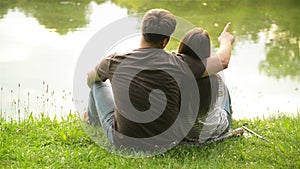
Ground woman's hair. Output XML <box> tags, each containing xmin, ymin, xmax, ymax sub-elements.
<box><xmin>141</xmin><ymin>9</ymin><xmax>176</xmax><ymax>46</ymax></box>
<box><xmin>178</xmin><ymin>28</ymin><xmax>218</xmax><ymax>117</ymax></box>
<box><xmin>178</xmin><ymin>28</ymin><xmax>210</xmax><ymax>59</ymax></box>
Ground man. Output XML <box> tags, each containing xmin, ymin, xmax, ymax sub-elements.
<box><xmin>85</xmin><ymin>9</ymin><xmax>234</xmax><ymax>151</ymax></box>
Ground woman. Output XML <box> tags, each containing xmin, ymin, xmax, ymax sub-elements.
<box><xmin>178</xmin><ymin>28</ymin><xmax>232</xmax><ymax>143</ymax></box>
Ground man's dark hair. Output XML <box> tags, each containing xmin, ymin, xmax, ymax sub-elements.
<box><xmin>142</xmin><ymin>9</ymin><xmax>176</xmax><ymax>46</ymax></box>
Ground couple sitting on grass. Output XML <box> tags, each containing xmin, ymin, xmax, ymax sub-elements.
<box><xmin>84</xmin><ymin>8</ymin><xmax>235</xmax><ymax>152</ymax></box>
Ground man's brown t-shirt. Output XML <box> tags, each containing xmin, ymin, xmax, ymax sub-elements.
<box><xmin>96</xmin><ymin>48</ymin><xmax>205</xmax><ymax>149</ymax></box>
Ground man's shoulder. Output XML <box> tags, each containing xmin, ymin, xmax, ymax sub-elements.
<box><xmin>107</xmin><ymin>52</ymin><xmax>130</xmax><ymax>57</ymax></box>
<box><xmin>172</xmin><ymin>52</ymin><xmax>185</xmax><ymax>60</ymax></box>
<box><xmin>170</xmin><ymin>52</ymin><xmax>197</xmax><ymax>66</ymax></box>
<box><xmin>171</xmin><ymin>52</ymin><xmax>202</xmax><ymax>63</ymax></box>
<box><xmin>112</xmin><ymin>48</ymin><xmax>174</xmax><ymax>59</ymax></box>
<box><xmin>104</xmin><ymin>51</ymin><xmax>133</xmax><ymax>61</ymax></box>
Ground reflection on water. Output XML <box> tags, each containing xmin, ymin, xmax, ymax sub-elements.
<box><xmin>225</xmin><ymin>31</ymin><xmax>299</xmax><ymax>119</ymax></box>
<box><xmin>0</xmin><ymin>0</ymin><xmax>299</xmax><ymax>120</ymax></box>
<box><xmin>0</xmin><ymin>0</ymin><xmax>107</xmax><ymax>34</ymax></box>
<box><xmin>0</xmin><ymin>1</ymin><xmax>129</xmax><ymax>120</ymax></box>
<box><xmin>259</xmin><ymin>24</ymin><xmax>300</xmax><ymax>80</ymax></box>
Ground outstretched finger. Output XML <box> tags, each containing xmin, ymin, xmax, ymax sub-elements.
<box><xmin>222</xmin><ymin>22</ymin><xmax>231</xmax><ymax>33</ymax></box>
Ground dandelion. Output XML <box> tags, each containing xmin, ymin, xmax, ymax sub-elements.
<box><xmin>17</xmin><ymin>83</ymin><xmax>21</xmax><ymax>122</ymax></box>
<box><xmin>2</xmin><ymin>81</ymin><xmax>74</xmax><ymax>121</ymax></box>
<box><xmin>0</xmin><ymin>87</ymin><xmax>3</xmax><ymax>118</ymax></box>
<box><xmin>10</xmin><ymin>89</ymin><xmax>14</xmax><ymax>116</ymax></box>
<box><xmin>27</xmin><ymin>92</ymin><xmax>30</xmax><ymax>115</ymax></box>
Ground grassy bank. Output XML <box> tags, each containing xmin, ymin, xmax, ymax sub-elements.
<box><xmin>1</xmin><ymin>114</ymin><xmax>299</xmax><ymax>169</ymax></box>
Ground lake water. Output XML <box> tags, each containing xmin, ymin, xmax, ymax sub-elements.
<box><xmin>0</xmin><ymin>0</ymin><xmax>299</xmax><ymax>120</ymax></box>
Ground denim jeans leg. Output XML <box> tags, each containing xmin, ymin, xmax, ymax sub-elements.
<box><xmin>223</xmin><ymin>88</ymin><xmax>232</xmax><ymax>130</ymax></box>
<box><xmin>87</xmin><ymin>92</ymin><xmax>101</xmax><ymax>126</ymax></box>
<box><xmin>87</xmin><ymin>81</ymin><xmax>115</xmax><ymax>143</ymax></box>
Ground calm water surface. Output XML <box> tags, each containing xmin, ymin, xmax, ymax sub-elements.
<box><xmin>0</xmin><ymin>1</ymin><xmax>299</xmax><ymax>120</ymax></box>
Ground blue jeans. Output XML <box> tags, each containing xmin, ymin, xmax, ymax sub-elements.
<box><xmin>87</xmin><ymin>82</ymin><xmax>232</xmax><ymax>143</ymax></box>
<box><xmin>87</xmin><ymin>81</ymin><xmax>114</xmax><ymax>143</ymax></box>
<box><xmin>223</xmin><ymin>88</ymin><xmax>232</xmax><ymax>132</ymax></box>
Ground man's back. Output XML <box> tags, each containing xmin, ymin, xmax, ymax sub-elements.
<box><xmin>96</xmin><ymin>48</ymin><xmax>200</xmax><ymax>149</ymax></box>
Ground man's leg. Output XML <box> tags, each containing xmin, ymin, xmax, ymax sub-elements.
<box><xmin>87</xmin><ymin>81</ymin><xmax>115</xmax><ymax>143</ymax></box>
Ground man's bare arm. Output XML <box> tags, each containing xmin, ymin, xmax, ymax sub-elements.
<box><xmin>202</xmin><ymin>23</ymin><xmax>235</xmax><ymax>77</ymax></box>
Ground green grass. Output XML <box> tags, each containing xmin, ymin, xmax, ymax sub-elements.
<box><xmin>1</xmin><ymin>113</ymin><xmax>299</xmax><ymax>169</ymax></box>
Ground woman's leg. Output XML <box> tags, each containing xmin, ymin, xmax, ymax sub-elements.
<box><xmin>87</xmin><ymin>81</ymin><xmax>115</xmax><ymax>143</ymax></box>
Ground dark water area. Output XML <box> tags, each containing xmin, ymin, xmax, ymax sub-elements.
<box><xmin>0</xmin><ymin>0</ymin><xmax>299</xmax><ymax>120</ymax></box>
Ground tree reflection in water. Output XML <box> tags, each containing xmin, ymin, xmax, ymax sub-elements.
<box><xmin>0</xmin><ymin>0</ymin><xmax>299</xmax><ymax>78</ymax></box>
